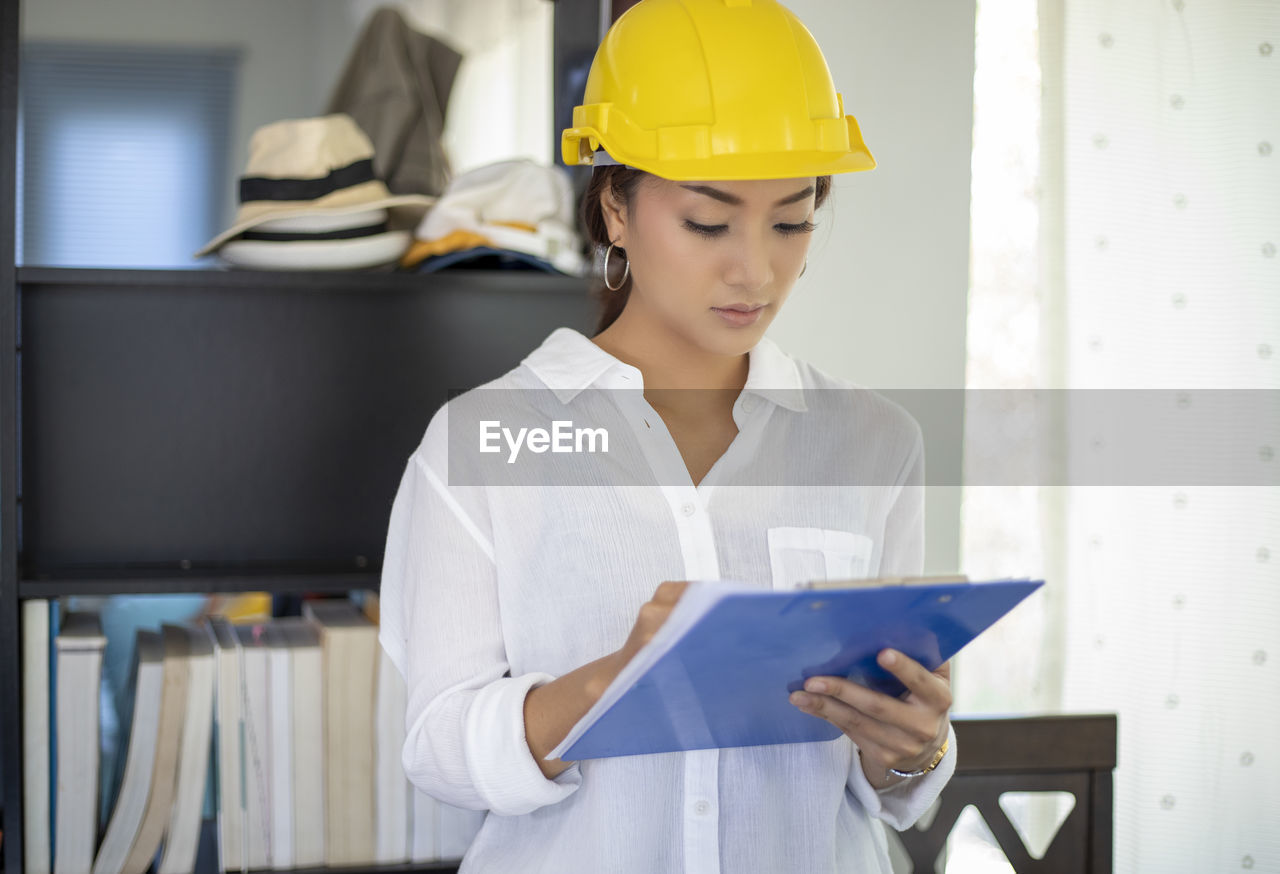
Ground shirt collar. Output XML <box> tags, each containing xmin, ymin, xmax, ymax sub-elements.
<box><xmin>521</xmin><ymin>327</ymin><xmax>807</xmax><ymax>412</ymax></box>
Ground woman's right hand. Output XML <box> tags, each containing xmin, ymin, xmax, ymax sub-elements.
<box><xmin>528</xmin><ymin>581</ymin><xmax>691</xmax><ymax>777</ymax></box>
<box><xmin>587</xmin><ymin>581</ymin><xmax>690</xmax><ymax>700</ymax></box>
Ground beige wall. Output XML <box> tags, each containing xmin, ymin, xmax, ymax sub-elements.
<box><xmin>769</xmin><ymin>1</ymin><xmax>976</xmax><ymax>573</ymax></box>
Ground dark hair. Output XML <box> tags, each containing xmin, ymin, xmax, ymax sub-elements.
<box><xmin>580</xmin><ymin>167</ymin><xmax>833</xmax><ymax>335</ymax></box>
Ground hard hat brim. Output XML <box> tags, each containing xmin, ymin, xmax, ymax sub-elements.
<box><xmin>566</xmin><ymin>142</ymin><xmax>876</xmax><ymax>181</ymax></box>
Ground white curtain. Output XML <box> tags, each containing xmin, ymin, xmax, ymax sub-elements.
<box><xmin>1055</xmin><ymin>1</ymin><xmax>1279</xmax><ymax>869</ymax></box>
<box><xmin>962</xmin><ymin>0</ymin><xmax>1279</xmax><ymax>871</ymax></box>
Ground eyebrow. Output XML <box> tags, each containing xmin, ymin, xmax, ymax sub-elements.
<box><xmin>679</xmin><ymin>184</ymin><xmax>815</xmax><ymax>207</ymax></box>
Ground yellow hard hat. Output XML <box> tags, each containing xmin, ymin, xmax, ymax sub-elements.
<box><xmin>561</xmin><ymin>0</ymin><xmax>875</xmax><ymax>181</ymax></box>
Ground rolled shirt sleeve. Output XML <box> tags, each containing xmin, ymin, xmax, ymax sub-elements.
<box><xmin>846</xmin><ymin>723</ymin><xmax>957</xmax><ymax>831</ymax></box>
<box><xmin>845</xmin><ymin>414</ymin><xmax>957</xmax><ymax>829</ymax></box>
<box><xmin>379</xmin><ymin>405</ymin><xmax>582</xmax><ymax>816</ymax></box>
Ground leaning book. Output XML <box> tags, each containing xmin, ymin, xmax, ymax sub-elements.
<box><xmin>548</xmin><ymin>576</ymin><xmax>1043</xmax><ymax>761</ymax></box>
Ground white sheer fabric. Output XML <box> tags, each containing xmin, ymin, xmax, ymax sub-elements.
<box><xmin>1056</xmin><ymin>2</ymin><xmax>1279</xmax><ymax>870</ymax></box>
<box><xmin>962</xmin><ymin>1</ymin><xmax>1279</xmax><ymax>871</ymax></box>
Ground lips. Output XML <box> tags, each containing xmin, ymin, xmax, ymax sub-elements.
<box><xmin>712</xmin><ymin>304</ymin><xmax>766</xmax><ymax>327</ymax></box>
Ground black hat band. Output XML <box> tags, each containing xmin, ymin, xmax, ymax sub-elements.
<box><xmin>239</xmin><ymin>158</ymin><xmax>377</xmax><ymax>204</ymax></box>
<box><xmin>239</xmin><ymin>221</ymin><xmax>390</xmax><ymax>243</ymax></box>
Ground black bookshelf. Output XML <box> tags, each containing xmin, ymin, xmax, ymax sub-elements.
<box><xmin>0</xmin><ymin>0</ymin><xmax>608</xmax><ymax>871</ymax></box>
<box><xmin>18</xmin><ymin>571</ymin><xmax>383</xmax><ymax>599</ymax></box>
<box><xmin>2</xmin><ymin>271</ymin><xmax>593</xmax><ymax>873</ymax></box>
<box><xmin>1</xmin><ymin>0</ymin><xmax>22</xmax><ymax>872</ymax></box>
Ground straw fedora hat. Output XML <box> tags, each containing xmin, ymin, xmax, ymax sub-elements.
<box><xmin>195</xmin><ymin>113</ymin><xmax>435</xmax><ymax>258</ymax></box>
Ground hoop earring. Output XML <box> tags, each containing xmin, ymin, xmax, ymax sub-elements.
<box><xmin>799</xmin><ymin>260</ymin><xmax>808</xmax><ymax>278</ymax></box>
<box><xmin>604</xmin><ymin>242</ymin><xmax>630</xmax><ymax>291</ymax></box>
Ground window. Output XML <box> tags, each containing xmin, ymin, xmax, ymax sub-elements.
<box><xmin>19</xmin><ymin>44</ymin><xmax>238</xmax><ymax>268</ymax></box>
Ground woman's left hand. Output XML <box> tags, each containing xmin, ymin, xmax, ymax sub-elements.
<box><xmin>789</xmin><ymin>649</ymin><xmax>952</xmax><ymax>790</ymax></box>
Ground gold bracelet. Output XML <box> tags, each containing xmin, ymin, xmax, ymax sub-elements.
<box><xmin>887</xmin><ymin>737</ymin><xmax>949</xmax><ymax>779</ymax></box>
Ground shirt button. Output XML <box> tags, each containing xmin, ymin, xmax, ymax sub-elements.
<box><xmin>694</xmin><ymin>800</ymin><xmax>710</xmax><ymax>815</ymax></box>
<box><xmin>742</xmin><ymin>397</ymin><xmax>757</xmax><ymax>413</ymax></box>
<box><xmin>681</xmin><ymin>502</ymin><xmax>696</xmax><ymax>517</ymax></box>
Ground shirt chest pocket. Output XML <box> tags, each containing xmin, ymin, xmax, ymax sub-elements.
<box><xmin>765</xmin><ymin>526</ymin><xmax>875</xmax><ymax>590</ymax></box>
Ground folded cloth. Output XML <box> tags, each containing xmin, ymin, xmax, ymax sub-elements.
<box><xmin>401</xmin><ymin>159</ymin><xmax>585</xmax><ymax>276</ymax></box>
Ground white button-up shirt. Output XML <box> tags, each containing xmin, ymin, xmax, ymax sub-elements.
<box><xmin>379</xmin><ymin>327</ymin><xmax>956</xmax><ymax>874</ymax></box>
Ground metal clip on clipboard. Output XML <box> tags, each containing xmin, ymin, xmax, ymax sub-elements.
<box><xmin>796</xmin><ymin>574</ymin><xmax>971</xmax><ymax>591</ymax></box>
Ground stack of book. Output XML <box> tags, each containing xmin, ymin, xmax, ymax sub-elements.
<box><xmin>20</xmin><ymin>595</ymin><xmax>484</xmax><ymax>873</ymax></box>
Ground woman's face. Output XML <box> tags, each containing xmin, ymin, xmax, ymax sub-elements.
<box><xmin>601</xmin><ymin>175</ymin><xmax>817</xmax><ymax>356</ymax></box>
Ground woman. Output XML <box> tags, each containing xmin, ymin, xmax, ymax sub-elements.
<box><xmin>379</xmin><ymin>1</ymin><xmax>955</xmax><ymax>871</ymax></box>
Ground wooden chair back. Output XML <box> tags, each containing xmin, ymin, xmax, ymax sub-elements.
<box><xmin>895</xmin><ymin>714</ymin><xmax>1117</xmax><ymax>873</ymax></box>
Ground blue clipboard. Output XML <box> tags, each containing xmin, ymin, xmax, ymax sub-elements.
<box><xmin>553</xmin><ymin>577</ymin><xmax>1043</xmax><ymax>761</ymax></box>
